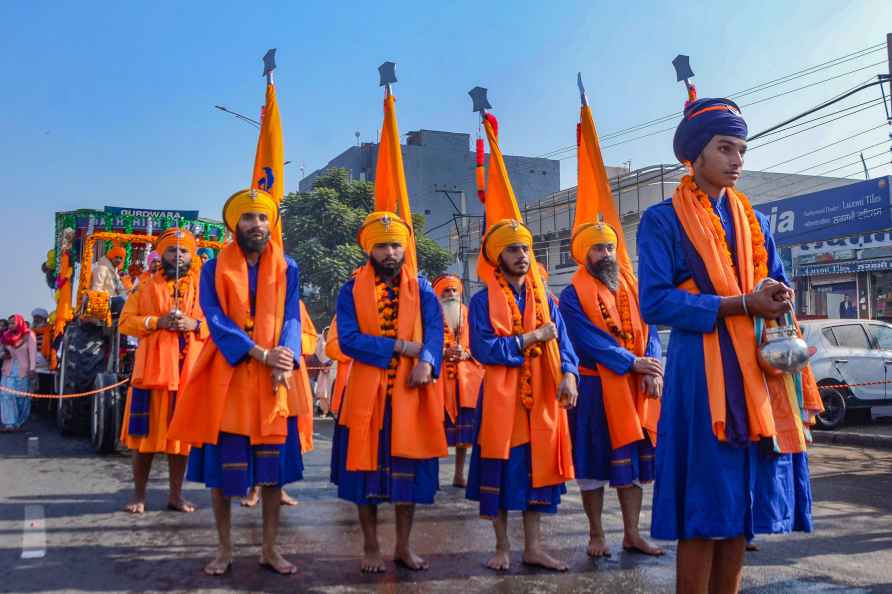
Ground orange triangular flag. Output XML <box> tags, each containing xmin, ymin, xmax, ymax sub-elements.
<box><xmin>251</xmin><ymin>82</ymin><xmax>285</xmax><ymax>246</ymax></box>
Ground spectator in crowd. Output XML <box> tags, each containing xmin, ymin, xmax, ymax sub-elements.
<box><xmin>839</xmin><ymin>296</ymin><xmax>856</xmax><ymax>319</ymax></box>
<box><xmin>0</xmin><ymin>314</ymin><xmax>37</xmax><ymax>431</ymax></box>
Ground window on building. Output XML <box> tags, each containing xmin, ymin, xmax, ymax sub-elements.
<box><xmin>830</xmin><ymin>324</ymin><xmax>870</xmax><ymax>350</ymax></box>
<box><xmin>533</xmin><ymin>239</ymin><xmax>549</xmax><ymax>269</ymax></box>
<box><xmin>559</xmin><ymin>237</ymin><xmax>572</xmax><ymax>268</ymax></box>
<box><xmin>866</xmin><ymin>323</ymin><xmax>892</xmax><ymax>350</ymax></box>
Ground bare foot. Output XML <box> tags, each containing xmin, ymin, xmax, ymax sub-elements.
<box><xmin>587</xmin><ymin>534</ymin><xmax>610</xmax><ymax>558</ymax></box>
<box><xmin>280</xmin><ymin>491</ymin><xmax>298</xmax><ymax>507</ymax></box>
<box><xmin>622</xmin><ymin>533</ymin><xmax>664</xmax><ymax>556</ymax></box>
<box><xmin>166</xmin><ymin>498</ymin><xmax>196</xmax><ymax>513</ymax></box>
<box><xmin>361</xmin><ymin>548</ymin><xmax>386</xmax><ymax>573</ymax></box>
<box><xmin>240</xmin><ymin>488</ymin><xmax>260</xmax><ymax>508</ymax></box>
<box><xmin>123</xmin><ymin>501</ymin><xmax>145</xmax><ymax>514</ymax></box>
<box><xmin>259</xmin><ymin>549</ymin><xmax>297</xmax><ymax>575</ymax></box>
<box><xmin>485</xmin><ymin>549</ymin><xmax>511</xmax><ymax>571</ymax></box>
<box><xmin>522</xmin><ymin>548</ymin><xmax>569</xmax><ymax>572</ymax></box>
<box><xmin>394</xmin><ymin>547</ymin><xmax>429</xmax><ymax>571</ymax></box>
<box><xmin>203</xmin><ymin>551</ymin><xmax>232</xmax><ymax>576</ymax></box>
<box><xmin>452</xmin><ymin>478</ymin><xmax>467</xmax><ymax>488</ymax></box>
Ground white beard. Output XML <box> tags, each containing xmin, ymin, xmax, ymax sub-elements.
<box><xmin>441</xmin><ymin>299</ymin><xmax>461</xmax><ymax>334</ymax></box>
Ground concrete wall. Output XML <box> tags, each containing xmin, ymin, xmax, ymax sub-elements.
<box><xmin>299</xmin><ymin>129</ymin><xmax>560</xmax><ymax>237</ymax></box>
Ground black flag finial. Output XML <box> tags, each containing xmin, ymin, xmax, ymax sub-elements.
<box><xmin>672</xmin><ymin>54</ymin><xmax>694</xmax><ymax>83</ymax></box>
<box><xmin>469</xmin><ymin>86</ymin><xmax>492</xmax><ymax>114</ymax></box>
<box><xmin>378</xmin><ymin>62</ymin><xmax>397</xmax><ymax>86</ymax></box>
<box><xmin>262</xmin><ymin>49</ymin><xmax>277</xmax><ymax>77</ymax></box>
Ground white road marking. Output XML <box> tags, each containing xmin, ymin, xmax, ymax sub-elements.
<box><xmin>21</xmin><ymin>505</ymin><xmax>46</xmax><ymax>559</ymax></box>
<box><xmin>27</xmin><ymin>436</ymin><xmax>39</xmax><ymax>456</ymax></box>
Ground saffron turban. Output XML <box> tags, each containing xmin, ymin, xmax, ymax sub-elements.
<box><xmin>482</xmin><ymin>219</ymin><xmax>533</xmax><ymax>265</ymax></box>
<box><xmin>222</xmin><ymin>188</ymin><xmax>279</xmax><ymax>233</ymax></box>
<box><xmin>432</xmin><ymin>274</ymin><xmax>463</xmax><ymax>296</ymax></box>
<box><xmin>571</xmin><ymin>221</ymin><xmax>618</xmax><ymax>265</ymax></box>
<box><xmin>357</xmin><ymin>211</ymin><xmax>411</xmax><ymax>253</ymax></box>
<box><xmin>156</xmin><ymin>227</ymin><xmax>197</xmax><ymax>257</ymax></box>
<box><xmin>106</xmin><ymin>246</ymin><xmax>126</xmax><ymax>262</ymax></box>
<box><xmin>673</xmin><ymin>98</ymin><xmax>747</xmax><ymax>164</ymax></box>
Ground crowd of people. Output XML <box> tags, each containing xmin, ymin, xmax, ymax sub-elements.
<box><xmin>3</xmin><ymin>83</ymin><xmax>826</xmax><ymax>594</ymax></box>
<box><xmin>0</xmin><ymin>308</ymin><xmax>52</xmax><ymax>431</ymax></box>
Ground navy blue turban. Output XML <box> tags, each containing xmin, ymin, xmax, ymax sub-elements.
<box><xmin>673</xmin><ymin>98</ymin><xmax>747</xmax><ymax>164</ymax></box>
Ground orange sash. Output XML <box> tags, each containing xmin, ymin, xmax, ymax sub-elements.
<box><xmin>130</xmin><ymin>272</ymin><xmax>204</xmax><ymax>391</ymax></box>
<box><xmin>324</xmin><ymin>314</ymin><xmax>352</xmax><ymax>415</ymax></box>
<box><xmin>479</xmin><ymin>275</ymin><xmax>574</xmax><ymax>488</ymax></box>
<box><xmin>570</xmin><ymin>268</ymin><xmax>659</xmax><ymax>448</ymax></box>
<box><xmin>168</xmin><ymin>241</ymin><xmax>307</xmax><ymax>446</ymax></box>
<box><xmin>338</xmin><ymin>264</ymin><xmax>446</xmax><ymax>471</ymax></box>
<box><xmin>436</xmin><ymin>305</ymin><xmax>485</xmax><ymax>424</ymax></box>
<box><xmin>297</xmin><ymin>301</ymin><xmax>316</xmax><ymax>453</ymax></box>
<box><xmin>672</xmin><ymin>177</ymin><xmax>822</xmax><ymax>452</ymax></box>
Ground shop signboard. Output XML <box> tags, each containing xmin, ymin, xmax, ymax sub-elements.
<box><xmin>799</xmin><ymin>256</ymin><xmax>892</xmax><ymax>277</ymax></box>
<box><xmin>755</xmin><ymin>176</ymin><xmax>891</xmax><ymax>245</ymax></box>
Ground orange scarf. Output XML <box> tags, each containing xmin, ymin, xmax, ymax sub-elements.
<box><xmin>324</xmin><ymin>315</ymin><xmax>352</xmax><ymax>415</ymax></box>
<box><xmin>571</xmin><ymin>268</ymin><xmax>659</xmax><ymax>448</ymax></box>
<box><xmin>297</xmin><ymin>301</ymin><xmax>316</xmax><ymax>453</ymax></box>
<box><xmin>131</xmin><ymin>272</ymin><xmax>204</xmax><ymax>391</ymax></box>
<box><xmin>435</xmin><ymin>304</ymin><xmax>484</xmax><ymax>424</ymax></box>
<box><xmin>168</xmin><ymin>241</ymin><xmax>306</xmax><ymax>446</ymax></box>
<box><xmin>479</xmin><ymin>274</ymin><xmax>574</xmax><ymax>488</ymax></box>
<box><xmin>672</xmin><ymin>176</ymin><xmax>822</xmax><ymax>452</ymax></box>
<box><xmin>338</xmin><ymin>263</ymin><xmax>446</xmax><ymax>471</ymax></box>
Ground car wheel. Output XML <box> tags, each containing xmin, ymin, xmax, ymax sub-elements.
<box><xmin>816</xmin><ymin>386</ymin><xmax>847</xmax><ymax>430</ymax></box>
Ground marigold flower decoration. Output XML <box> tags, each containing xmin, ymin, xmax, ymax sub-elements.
<box><xmin>495</xmin><ymin>269</ymin><xmax>543</xmax><ymax>410</ymax></box>
<box><xmin>376</xmin><ymin>277</ymin><xmax>401</xmax><ymax>398</ymax></box>
<box><xmin>686</xmin><ymin>176</ymin><xmax>768</xmax><ymax>282</ymax></box>
<box><xmin>443</xmin><ymin>321</ymin><xmax>458</xmax><ymax>381</ymax></box>
<box><xmin>598</xmin><ymin>288</ymin><xmax>635</xmax><ymax>351</ymax></box>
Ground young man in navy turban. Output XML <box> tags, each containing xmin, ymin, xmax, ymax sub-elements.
<box><xmin>636</xmin><ymin>90</ymin><xmax>823</xmax><ymax>593</ymax></box>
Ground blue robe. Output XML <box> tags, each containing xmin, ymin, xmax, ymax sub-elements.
<box><xmin>638</xmin><ymin>195</ymin><xmax>812</xmax><ymax>541</ymax></box>
<box><xmin>465</xmin><ymin>283</ymin><xmax>579</xmax><ymax>517</ymax></box>
<box><xmin>559</xmin><ymin>284</ymin><xmax>660</xmax><ymax>487</ymax></box>
<box><xmin>330</xmin><ymin>274</ymin><xmax>445</xmax><ymax>505</ymax></box>
<box><xmin>186</xmin><ymin>255</ymin><xmax>304</xmax><ymax>497</ymax></box>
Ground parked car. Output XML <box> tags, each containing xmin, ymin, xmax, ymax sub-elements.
<box><xmin>799</xmin><ymin>319</ymin><xmax>892</xmax><ymax>430</ymax></box>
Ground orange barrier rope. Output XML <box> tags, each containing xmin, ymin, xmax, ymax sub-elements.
<box><xmin>820</xmin><ymin>380</ymin><xmax>892</xmax><ymax>390</ymax></box>
<box><xmin>0</xmin><ymin>377</ymin><xmax>130</xmax><ymax>399</ymax></box>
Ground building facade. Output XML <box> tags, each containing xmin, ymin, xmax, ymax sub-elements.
<box><xmin>299</xmin><ymin>129</ymin><xmax>560</xmax><ymax>235</ymax></box>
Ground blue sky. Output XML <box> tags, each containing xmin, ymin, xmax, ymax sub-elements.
<box><xmin>1</xmin><ymin>0</ymin><xmax>891</xmax><ymax>315</ymax></box>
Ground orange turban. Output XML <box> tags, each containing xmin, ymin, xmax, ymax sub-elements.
<box><xmin>155</xmin><ymin>227</ymin><xmax>197</xmax><ymax>258</ymax></box>
<box><xmin>571</xmin><ymin>221</ymin><xmax>618</xmax><ymax>265</ymax></box>
<box><xmin>482</xmin><ymin>219</ymin><xmax>533</xmax><ymax>265</ymax></box>
<box><xmin>106</xmin><ymin>246</ymin><xmax>126</xmax><ymax>263</ymax></box>
<box><xmin>222</xmin><ymin>188</ymin><xmax>279</xmax><ymax>233</ymax></box>
<box><xmin>432</xmin><ymin>274</ymin><xmax>463</xmax><ymax>296</ymax></box>
<box><xmin>357</xmin><ymin>211</ymin><xmax>411</xmax><ymax>254</ymax></box>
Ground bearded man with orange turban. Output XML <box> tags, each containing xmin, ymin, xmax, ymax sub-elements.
<box><xmin>466</xmin><ymin>219</ymin><xmax>579</xmax><ymax>572</ymax></box>
<box><xmin>119</xmin><ymin>227</ymin><xmax>207</xmax><ymax>515</ymax></box>
<box><xmin>168</xmin><ymin>188</ymin><xmax>306</xmax><ymax>577</ymax></box>
<box><xmin>430</xmin><ymin>274</ymin><xmax>483</xmax><ymax>488</ymax></box>
<box><xmin>637</xmin><ymin>91</ymin><xmax>821</xmax><ymax>592</ymax></box>
<box><xmin>330</xmin><ymin>211</ymin><xmax>445</xmax><ymax>573</ymax></box>
<box><xmin>558</xmin><ymin>221</ymin><xmax>663</xmax><ymax>558</ymax></box>
<box><xmin>91</xmin><ymin>245</ymin><xmax>128</xmax><ymax>298</ymax></box>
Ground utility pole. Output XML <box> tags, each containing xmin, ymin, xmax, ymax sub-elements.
<box><xmin>887</xmin><ymin>33</ymin><xmax>892</xmax><ymax>119</ymax></box>
<box><xmin>434</xmin><ymin>188</ymin><xmax>471</xmax><ymax>296</ymax></box>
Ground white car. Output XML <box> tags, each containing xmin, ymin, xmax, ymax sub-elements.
<box><xmin>799</xmin><ymin>319</ymin><xmax>892</xmax><ymax>430</ymax></box>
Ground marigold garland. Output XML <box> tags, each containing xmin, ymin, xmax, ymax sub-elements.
<box><xmin>685</xmin><ymin>176</ymin><xmax>769</xmax><ymax>283</ymax></box>
<box><xmin>495</xmin><ymin>269</ymin><xmax>543</xmax><ymax>411</ymax></box>
<box><xmin>598</xmin><ymin>285</ymin><xmax>635</xmax><ymax>350</ymax></box>
<box><xmin>443</xmin><ymin>321</ymin><xmax>458</xmax><ymax>381</ymax></box>
<box><xmin>376</xmin><ymin>276</ymin><xmax>400</xmax><ymax>399</ymax></box>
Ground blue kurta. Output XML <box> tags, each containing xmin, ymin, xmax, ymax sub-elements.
<box><xmin>186</xmin><ymin>254</ymin><xmax>304</xmax><ymax>497</ymax></box>
<box><xmin>465</xmin><ymin>282</ymin><xmax>579</xmax><ymax>517</ymax></box>
<box><xmin>330</xmin><ymin>273</ymin><xmax>445</xmax><ymax>505</ymax></box>
<box><xmin>559</xmin><ymin>284</ymin><xmax>660</xmax><ymax>487</ymax></box>
<box><xmin>638</xmin><ymin>195</ymin><xmax>812</xmax><ymax>541</ymax></box>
